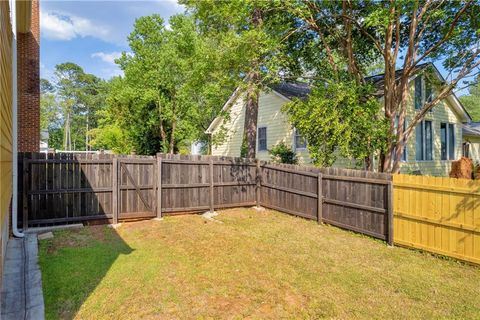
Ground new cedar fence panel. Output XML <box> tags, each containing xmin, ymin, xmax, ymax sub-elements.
<box><xmin>393</xmin><ymin>174</ymin><xmax>480</xmax><ymax>265</ymax></box>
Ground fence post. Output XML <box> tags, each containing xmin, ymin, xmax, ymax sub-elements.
<box><xmin>387</xmin><ymin>180</ymin><xmax>394</xmax><ymax>246</ymax></box>
<box><xmin>157</xmin><ymin>156</ymin><xmax>162</xmax><ymax>218</ymax></box>
<box><xmin>256</xmin><ymin>159</ymin><xmax>261</xmax><ymax>207</ymax></box>
<box><xmin>22</xmin><ymin>157</ymin><xmax>29</xmax><ymax>231</ymax></box>
<box><xmin>209</xmin><ymin>158</ymin><xmax>214</xmax><ymax>213</ymax></box>
<box><xmin>317</xmin><ymin>172</ymin><xmax>323</xmax><ymax>224</ymax></box>
<box><xmin>112</xmin><ymin>157</ymin><xmax>118</xmax><ymax>224</ymax></box>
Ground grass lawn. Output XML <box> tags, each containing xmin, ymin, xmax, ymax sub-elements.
<box><xmin>39</xmin><ymin>208</ymin><xmax>480</xmax><ymax>319</ymax></box>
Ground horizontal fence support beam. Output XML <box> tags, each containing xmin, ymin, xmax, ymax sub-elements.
<box><xmin>323</xmin><ymin>174</ymin><xmax>390</xmax><ymax>185</ymax></box>
<box><xmin>260</xmin><ymin>202</ymin><xmax>316</xmax><ymax>220</ymax></box>
<box><xmin>261</xmin><ymin>182</ymin><xmax>318</xmax><ymax>199</ymax></box>
<box><xmin>27</xmin><ymin>159</ymin><xmax>113</xmax><ymax>164</ymax></box>
<box><xmin>261</xmin><ymin>164</ymin><xmax>318</xmax><ymax>177</ymax></box>
<box><xmin>394</xmin><ymin>182</ymin><xmax>480</xmax><ymax>197</ymax></box>
<box><xmin>28</xmin><ymin>187</ymin><xmax>112</xmax><ymax>195</ymax></box>
<box><xmin>323</xmin><ymin>198</ymin><xmax>387</xmax><ymax>214</ymax></box>
<box><xmin>395</xmin><ymin>211</ymin><xmax>480</xmax><ymax>234</ymax></box>
<box><xmin>117</xmin><ymin>159</ymin><xmax>155</xmax><ymax>164</ymax></box>
<box><xmin>321</xmin><ymin>217</ymin><xmax>386</xmax><ymax>241</ymax></box>
<box><xmin>162</xmin><ymin>183</ymin><xmax>210</xmax><ymax>189</ymax></box>
<box><xmin>29</xmin><ymin>214</ymin><xmax>113</xmax><ymax>225</ymax></box>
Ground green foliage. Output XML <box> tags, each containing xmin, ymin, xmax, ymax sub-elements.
<box><xmin>106</xmin><ymin>14</ymin><xmax>237</xmax><ymax>155</ymax></box>
<box><xmin>41</xmin><ymin>63</ymin><xmax>107</xmax><ymax>151</ymax></box>
<box><xmin>283</xmin><ymin>81</ymin><xmax>389</xmax><ymax>167</ymax></box>
<box><xmin>269</xmin><ymin>142</ymin><xmax>298</xmax><ymax>164</ymax></box>
<box><xmin>460</xmin><ymin>76</ymin><xmax>480</xmax><ymax>121</ymax></box>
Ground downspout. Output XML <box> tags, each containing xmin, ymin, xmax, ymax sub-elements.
<box><xmin>11</xmin><ymin>0</ymin><xmax>24</xmax><ymax>237</ymax></box>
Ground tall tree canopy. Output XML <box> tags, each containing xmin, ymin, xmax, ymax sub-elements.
<box><xmin>460</xmin><ymin>75</ymin><xmax>480</xmax><ymax>121</ymax></box>
<box><xmin>281</xmin><ymin>0</ymin><xmax>480</xmax><ymax>172</ymax></box>
<box><xmin>40</xmin><ymin>63</ymin><xmax>106</xmax><ymax>151</ymax></box>
<box><xmin>182</xmin><ymin>0</ymin><xmax>293</xmax><ymax>158</ymax></box>
<box><xmin>108</xmin><ymin>14</ymin><xmax>237</xmax><ymax>155</ymax></box>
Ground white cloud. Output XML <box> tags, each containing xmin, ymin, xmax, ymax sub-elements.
<box><xmin>41</xmin><ymin>10</ymin><xmax>111</xmax><ymax>42</ymax></box>
<box><xmin>91</xmin><ymin>51</ymin><xmax>122</xmax><ymax>65</ymax></box>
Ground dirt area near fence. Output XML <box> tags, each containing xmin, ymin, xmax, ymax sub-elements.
<box><xmin>39</xmin><ymin>208</ymin><xmax>480</xmax><ymax>319</ymax></box>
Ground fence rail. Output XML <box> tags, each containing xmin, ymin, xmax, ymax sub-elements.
<box><xmin>18</xmin><ymin>152</ymin><xmax>393</xmax><ymax>244</ymax></box>
<box><xmin>393</xmin><ymin>174</ymin><xmax>480</xmax><ymax>265</ymax></box>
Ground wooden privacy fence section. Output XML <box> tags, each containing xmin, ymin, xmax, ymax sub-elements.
<box><xmin>393</xmin><ymin>174</ymin><xmax>480</xmax><ymax>265</ymax></box>
<box><xmin>19</xmin><ymin>152</ymin><xmax>393</xmax><ymax>244</ymax></box>
<box><xmin>259</xmin><ymin>163</ymin><xmax>393</xmax><ymax>242</ymax></box>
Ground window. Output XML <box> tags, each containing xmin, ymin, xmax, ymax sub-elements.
<box><xmin>415</xmin><ymin>76</ymin><xmax>423</xmax><ymax>110</ymax></box>
<box><xmin>415</xmin><ymin>120</ymin><xmax>433</xmax><ymax>161</ymax></box>
<box><xmin>294</xmin><ymin>128</ymin><xmax>307</xmax><ymax>150</ymax></box>
<box><xmin>448</xmin><ymin>123</ymin><xmax>455</xmax><ymax>159</ymax></box>
<box><xmin>415</xmin><ymin>75</ymin><xmax>434</xmax><ymax>111</ymax></box>
<box><xmin>463</xmin><ymin>142</ymin><xmax>470</xmax><ymax>158</ymax></box>
<box><xmin>394</xmin><ymin>116</ymin><xmax>407</xmax><ymax>161</ymax></box>
<box><xmin>425</xmin><ymin>81</ymin><xmax>433</xmax><ymax>103</ymax></box>
<box><xmin>258</xmin><ymin>127</ymin><xmax>267</xmax><ymax>151</ymax></box>
<box><xmin>441</xmin><ymin>123</ymin><xmax>455</xmax><ymax>160</ymax></box>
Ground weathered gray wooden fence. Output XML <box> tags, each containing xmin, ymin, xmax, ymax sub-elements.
<box><xmin>19</xmin><ymin>152</ymin><xmax>393</xmax><ymax>244</ymax></box>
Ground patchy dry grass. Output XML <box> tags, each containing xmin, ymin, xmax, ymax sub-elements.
<box><xmin>39</xmin><ymin>208</ymin><xmax>480</xmax><ymax>319</ymax></box>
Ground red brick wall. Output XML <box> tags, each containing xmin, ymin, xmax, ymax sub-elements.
<box><xmin>17</xmin><ymin>0</ymin><xmax>40</xmax><ymax>152</ymax></box>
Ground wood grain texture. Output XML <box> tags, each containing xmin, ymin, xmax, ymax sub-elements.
<box><xmin>393</xmin><ymin>174</ymin><xmax>480</xmax><ymax>265</ymax></box>
<box><xmin>19</xmin><ymin>152</ymin><xmax>392</xmax><ymax>244</ymax></box>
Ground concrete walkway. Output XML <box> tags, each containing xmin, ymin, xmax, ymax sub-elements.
<box><xmin>1</xmin><ymin>234</ymin><xmax>45</xmax><ymax>320</ymax></box>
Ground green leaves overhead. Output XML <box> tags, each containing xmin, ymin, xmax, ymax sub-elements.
<box><xmin>283</xmin><ymin>81</ymin><xmax>389</xmax><ymax>168</ymax></box>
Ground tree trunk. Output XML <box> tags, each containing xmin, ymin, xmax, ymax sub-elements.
<box><xmin>244</xmin><ymin>74</ymin><xmax>260</xmax><ymax>159</ymax></box>
<box><xmin>242</xmin><ymin>6</ymin><xmax>263</xmax><ymax>159</ymax></box>
<box><xmin>169</xmin><ymin>119</ymin><xmax>176</xmax><ymax>154</ymax></box>
<box><xmin>157</xmin><ymin>97</ymin><xmax>167</xmax><ymax>153</ymax></box>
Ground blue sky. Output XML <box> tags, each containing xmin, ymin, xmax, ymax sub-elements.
<box><xmin>40</xmin><ymin>0</ymin><xmax>185</xmax><ymax>81</ymax></box>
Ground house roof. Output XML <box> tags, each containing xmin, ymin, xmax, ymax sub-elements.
<box><xmin>463</xmin><ymin>122</ymin><xmax>480</xmax><ymax>137</ymax></box>
<box><xmin>272</xmin><ymin>82</ymin><xmax>311</xmax><ymax>100</ymax></box>
<box><xmin>206</xmin><ymin>63</ymin><xmax>472</xmax><ymax>134</ymax></box>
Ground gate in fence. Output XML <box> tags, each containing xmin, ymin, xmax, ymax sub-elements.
<box><xmin>19</xmin><ymin>152</ymin><xmax>393</xmax><ymax>245</ymax></box>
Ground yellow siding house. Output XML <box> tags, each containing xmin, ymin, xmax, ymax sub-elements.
<box><xmin>207</xmin><ymin>64</ymin><xmax>473</xmax><ymax>176</ymax></box>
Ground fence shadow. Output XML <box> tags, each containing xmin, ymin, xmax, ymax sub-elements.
<box><xmin>40</xmin><ymin>223</ymin><xmax>133</xmax><ymax>319</ymax></box>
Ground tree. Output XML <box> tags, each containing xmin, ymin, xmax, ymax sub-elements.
<box><xmin>182</xmin><ymin>0</ymin><xmax>293</xmax><ymax>158</ymax></box>
<box><xmin>283</xmin><ymin>1</ymin><xmax>480</xmax><ymax>172</ymax></box>
<box><xmin>115</xmin><ymin>14</ymin><xmax>238</xmax><ymax>155</ymax></box>
<box><xmin>460</xmin><ymin>75</ymin><xmax>480</xmax><ymax>121</ymax></box>
<box><xmin>53</xmin><ymin>63</ymin><xmax>106</xmax><ymax>151</ymax></box>
<box><xmin>40</xmin><ymin>79</ymin><xmax>62</xmax><ymax>150</ymax></box>
<box><xmin>284</xmin><ymin>81</ymin><xmax>389</xmax><ymax>168</ymax></box>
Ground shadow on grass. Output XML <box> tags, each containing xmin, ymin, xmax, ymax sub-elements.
<box><xmin>38</xmin><ymin>226</ymin><xmax>133</xmax><ymax>320</ymax></box>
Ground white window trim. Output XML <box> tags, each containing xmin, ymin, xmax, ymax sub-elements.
<box><xmin>257</xmin><ymin>126</ymin><xmax>267</xmax><ymax>152</ymax></box>
<box><xmin>293</xmin><ymin>127</ymin><xmax>307</xmax><ymax>151</ymax></box>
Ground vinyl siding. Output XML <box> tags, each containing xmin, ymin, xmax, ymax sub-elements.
<box><xmin>211</xmin><ymin>76</ymin><xmax>467</xmax><ymax>176</ymax></box>
<box><xmin>465</xmin><ymin>135</ymin><xmax>480</xmax><ymax>164</ymax></box>
<box><xmin>398</xmin><ymin>79</ymin><xmax>464</xmax><ymax>176</ymax></box>
<box><xmin>0</xmin><ymin>0</ymin><xmax>13</xmax><ymax>281</ymax></box>
<box><xmin>211</xmin><ymin>91</ymin><xmax>293</xmax><ymax>161</ymax></box>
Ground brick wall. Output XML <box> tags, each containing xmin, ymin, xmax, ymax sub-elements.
<box><xmin>17</xmin><ymin>0</ymin><xmax>40</xmax><ymax>152</ymax></box>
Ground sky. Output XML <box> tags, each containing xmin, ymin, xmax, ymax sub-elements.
<box><xmin>40</xmin><ymin>0</ymin><xmax>185</xmax><ymax>81</ymax></box>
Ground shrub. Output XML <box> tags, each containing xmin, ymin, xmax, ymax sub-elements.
<box><xmin>269</xmin><ymin>142</ymin><xmax>298</xmax><ymax>164</ymax></box>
